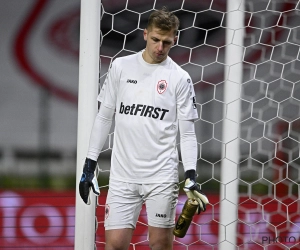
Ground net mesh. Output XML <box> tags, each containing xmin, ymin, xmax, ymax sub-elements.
<box><xmin>95</xmin><ymin>0</ymin><xmax>300</xmax><ymax>249</ymax></box>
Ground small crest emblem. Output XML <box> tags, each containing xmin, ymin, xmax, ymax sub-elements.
<box><xmin>105</xmin><ymin>204</ymin><xmax>110</xmax><ymax>219</ymax></box>
<box><xmin>157</xmin><ymin>80</ymin><xmax>168</xmax><ymax>94</ymax></box>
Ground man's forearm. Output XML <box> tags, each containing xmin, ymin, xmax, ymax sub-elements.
<box><xmin>87</xmin><ymin>105</ymin><xmax>114</xmax><ymax>161</ymax></box>
<box><xmin>179</xmin><ymin>119</ymin><xmax>197</xmax><ymax>172</ymax></box>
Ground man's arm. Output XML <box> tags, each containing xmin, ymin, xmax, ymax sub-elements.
<box><xmin>179</xmin><ymin>119</ymin><xmax>197</xmax><ymax>173</ymax></box>
<box><xmin>87</xmin><ymin>104</ymin><xmax>115</xmax><ymax>160</ymax></box>
<box><xmin>179</xmin><ymin>119</ymin><xmax>209</xmax><ymax>213</ymax></box>
<box><xmin>79</xmin><ymin>104</ymin><xmax>114</xmax><ymax>204</ymax></box>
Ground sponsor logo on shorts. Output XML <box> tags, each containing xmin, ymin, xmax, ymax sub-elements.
<box><xmin>155</xmin><ymin>213</ymin><xmax>167</xmax><ymax>218</ymax></box>
<box><xmin>119</xmin><ymin>102</ymin><xmax>169</xmax><ymax>120</ymax></box>
<box><xmin>127</xmin><ymin>79</ymin><xmax>137</xmax><ymax>84</ymax></box>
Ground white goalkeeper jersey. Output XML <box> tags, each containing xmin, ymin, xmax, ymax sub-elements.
<box><xmin>98</xmin><ymin>50</ymin><xmax>198</xmax><ymax>184</ymax></box>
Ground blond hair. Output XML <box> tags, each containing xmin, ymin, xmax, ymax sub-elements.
<box><xmin>147</xmin><ymin>7</ymin><xmax>180</xmax><ymax>35</ymax></box>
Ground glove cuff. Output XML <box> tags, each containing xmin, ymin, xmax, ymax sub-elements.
<box><xmin>84</xmin><ymin>158</ymin><xmax>97</xmax><ymax>173</ymax></box>
<box><xmin>185</xmin><ymin>169</ymin><xmax>196</xmax><ymax>181</ymax></box>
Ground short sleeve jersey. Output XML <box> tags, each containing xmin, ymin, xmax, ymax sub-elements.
<box><xmin>98</xmin><ymin>51</ymin><xmax>198</xmax><ymax>183</ymax></box>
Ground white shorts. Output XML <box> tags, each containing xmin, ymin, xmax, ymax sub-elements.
<box><xmin>104</xmin><ymin>181</ymin><xmax>179</xmax><ymax>230</ymax></box>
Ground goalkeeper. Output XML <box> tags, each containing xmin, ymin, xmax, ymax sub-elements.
<box><xmin>79</xmin><ymin>6</ymin><xmax>208</xmax><ymax>250</ymax></box>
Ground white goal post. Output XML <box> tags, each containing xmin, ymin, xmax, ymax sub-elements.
<box><xmin>219</xmin><ymin>0</ymin><xmax>244</xmax><ymax>249</ymax></box>
<box><xmin>74</xmin><ymin>0</ymin><xmax>100</xmax><ymax>250</ymax></box>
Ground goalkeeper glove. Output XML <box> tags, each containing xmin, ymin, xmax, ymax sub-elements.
<box><xmin>183</xmin><ymin>170</ymin><xmax>209</xmax><ymax>214</ymax></box>
<box><xmin>79</xmin><ymin>158</ymin><xmax>100</xmax><ymax>205</ymax></box>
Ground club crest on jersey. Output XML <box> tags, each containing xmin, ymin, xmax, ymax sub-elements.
<box><xmin>157</xmin><ymin>80</ymin><xmax>168</xmax><ymax>94</ymax></box>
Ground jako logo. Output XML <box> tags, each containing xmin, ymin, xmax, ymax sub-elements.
<box><xmin>155</xmin><ymin>213</ymin><xmax>167</xmax><ymax>218</ymax></box>
<box><xmin>127</xmin><ymin>79</ymin><xmax>137</xmax><ymax>84</ymax></box>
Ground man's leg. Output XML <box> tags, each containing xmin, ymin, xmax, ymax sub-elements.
<box><xmin>148</xmin><ymin>226</ymin><xmax>174</xmax><ymax>250</ymax></box>
<box><xmin>104</xmin><ymin>182</ymin><xmax>143</xmax><ymax>250</ymax></box>
<box><xmin>105</xmin><ymin>228</ymin><xmax>134</xmax><ymax>250</ymax></box>
<box><xmin>144</xmin><ymin>183</ymin><xmax>178</xmax><ymax>250</ymax></box>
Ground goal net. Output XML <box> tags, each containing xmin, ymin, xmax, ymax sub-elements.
<box><xmin>77</xmin><ymin>0</ymin><xmax>300</xmax><ymax>249</ymax></box>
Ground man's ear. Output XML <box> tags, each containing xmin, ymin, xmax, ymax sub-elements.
<box><xmin>143</xmin><ymin>29</ymin><xmax>148</xmax><ymax>41</ymax></box>
<box><xmin>174</xmin><ymin>36</ymin><xmax>178</xmax><ymax>45</ymax></box>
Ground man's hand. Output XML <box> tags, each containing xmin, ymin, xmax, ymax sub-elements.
<box><xmin>183</xmin><ymin>170</ymin><xmax>209</xmax><ymax>214</ymax></box>
<box><xmin>79</xmin><ymin>158</ymin><xmax>100</xmax><ymax>205</ymax></box>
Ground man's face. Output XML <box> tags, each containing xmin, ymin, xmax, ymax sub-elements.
<box><xmin>143</xmin><ymin>27</ymin><xmax>177</xmax><ymax>64</ymax></box>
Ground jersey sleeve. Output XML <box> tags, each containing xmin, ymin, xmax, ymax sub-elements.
<box><xmin>97</xmin><ymin>59</ymin><xmax>119</xmax><ymax>109</ymax></box>
<box><xmin>176</xmin><ymin>72</ymin><xmax>199</xmax><ymax>120</ymax></box>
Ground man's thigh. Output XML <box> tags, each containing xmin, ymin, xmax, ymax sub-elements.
<box><xmin>144</xmin><ymin>182</ymin><xmax>179</xmax><ymax>228</ymax></box>
<box><xmin>148</xmin><ymin>226</ymin><xmax>174</xmax><ymax>250</ymax></box>
<box><xmin>105</xmin><ymin>228</ymin><xmax>134</xmax><ymax>250</ymax></box>
<box><xmin>105</xmin><ymin>181</ymin><xmax>143</xmax><ymax>230</ymax></box>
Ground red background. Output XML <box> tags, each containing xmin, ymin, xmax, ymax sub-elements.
<box><xmin>1</xmin><ymin>190</ymin><xmax>299</xmax><ymax>249</ymax></box>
